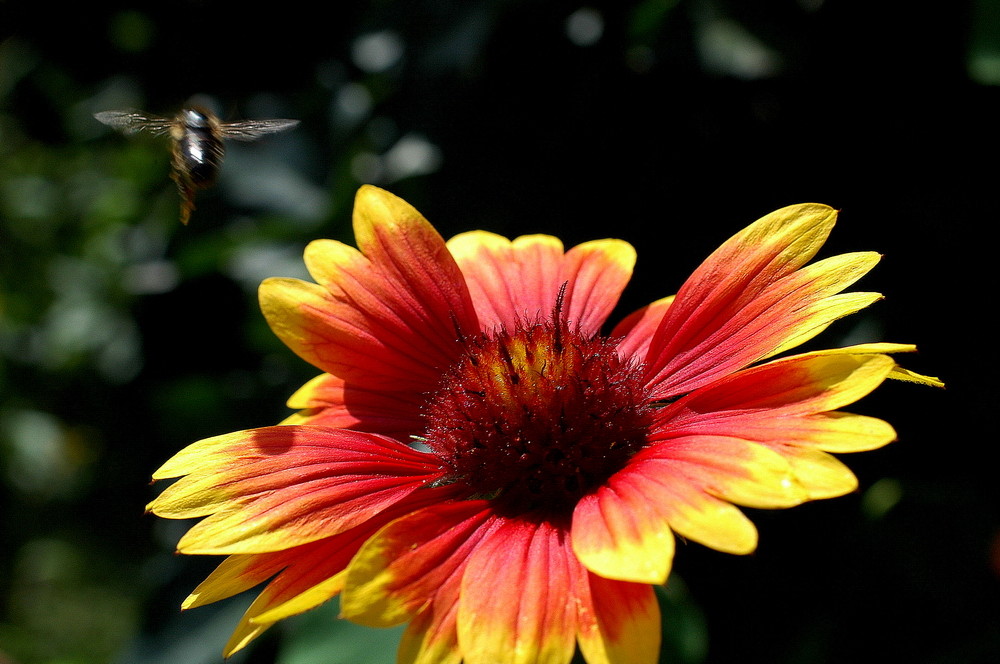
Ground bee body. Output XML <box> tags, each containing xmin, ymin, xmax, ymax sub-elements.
<box><xmin>95</xmin><ymin>106</ymin><xmax>298</xmax><ymax>224</ymax></box>
<box><xmin>173</xmin><ymin>108</ymin><xmax>225</xmax><ymax>188</ymax></box>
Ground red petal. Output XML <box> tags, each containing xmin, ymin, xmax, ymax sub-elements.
<box><xmin>458</xmin><ymin>518</ymin><xmax>578</xmax><ymax>664</ymax></box>
<box><xmin>610</xmin><ymin>296</ymin><xmax>674</xmax><ymax>361</ymax></box>
<box><xmin>260</xmin><ymin>186</ymin><xmax>478</xmax><ymax>392</ymax></box>
<box><xmin>283</xmin><ymin>372</ymin><xmax>425</xmax><ymax>436</ymax></box>
<box><xmin>447</xmin><ymin>232</ymin><xmax>635</xmax><ymax>336</ymax></box>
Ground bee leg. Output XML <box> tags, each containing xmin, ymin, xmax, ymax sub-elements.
<box><xmin>172</xmin><ymin>171</ymin><xmax>197</xmax><ymax>226</ymax></box>
<box><xmin>178</xmin><ymin>188</ymin><xmax>196</xmax><ymax>225</ymax></box>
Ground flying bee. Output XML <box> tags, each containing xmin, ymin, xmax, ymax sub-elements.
<box><xmin>94</xmin><ymin>106</ymin><xmax>299</xmax><ymax>224</ymax></box>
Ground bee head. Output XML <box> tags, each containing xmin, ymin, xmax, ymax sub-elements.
<box><xmin>181</xmin><ymin>107</ymin><xmax>214</xmax><ymax>129</ymax></box>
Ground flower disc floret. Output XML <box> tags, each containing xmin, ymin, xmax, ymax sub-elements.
<box><xmin>424</xmin><ymin>315</ymin><xmax>653</xmax><ymax>517</ymax></box>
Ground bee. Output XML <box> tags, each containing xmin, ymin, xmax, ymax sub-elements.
<box><xmin>95</xmin><ymin>106</ymin><xmax>299</xmax><ymax>224</ymax></box>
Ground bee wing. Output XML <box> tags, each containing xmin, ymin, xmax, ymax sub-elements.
<box><xmin>219</xmin><ymin>118</ymin><xmax>300</xmax><ymax>141</ymax></box>
<box><xmin>94</xmin><ymin>110</ymin><xmax>174</xmax><ymax>136</ymax></box>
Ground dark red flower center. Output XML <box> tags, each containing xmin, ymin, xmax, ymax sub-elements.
<box><xmin>423</xmin><ymin>310</ymin><xmax>653</xmax><ymax>518</ymax></box>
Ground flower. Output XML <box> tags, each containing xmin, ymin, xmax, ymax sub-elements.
<box><xmin>148</xmin><ymin>186</ymin><xmax>942</xmax><ymax>663</ymax></box>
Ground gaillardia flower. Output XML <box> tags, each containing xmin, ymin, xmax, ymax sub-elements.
<box><xmin>149</xmin><ymin>186</ymin><xmax>941</xmax><ymax>663</ymax></box>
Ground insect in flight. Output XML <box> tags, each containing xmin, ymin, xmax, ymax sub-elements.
<box><xmin>94</xmin><ymin>106</ymin><xmax>299</xmax><ymax>225</ymax></box>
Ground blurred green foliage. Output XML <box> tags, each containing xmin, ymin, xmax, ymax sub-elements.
<box><xmin>1</xmin><ymin>1</ymin><xmax>996</xmax><ymax>663</ymax></box>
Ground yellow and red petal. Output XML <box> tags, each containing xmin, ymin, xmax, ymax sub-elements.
<box><xmin>398</xmin><ymin>583</ymin><xmax>463</xmax><ymax>664</ymax></box>
<box><xmin>341</xmin><ymin>500</ymin><xmax>495</xmax><ymax>627</ymax></box>
<box><xmin>213</xmin><ymin>539</ymin><xmax>350</xmax><ymax>655</ymax></box>
<box><xmin>768</xmin><ymin>445</ymin><xmax>860</xmax><ymax>499</ymax></box>
<box><xmin>346</xmin><ymin>502</ymin><xmax>494</xmax><ymax>664</ymax></box>
<box><xmin>572</xmin><ymin>436</ymin><xmax>799</xmax><ymax>567</ymax></box>
<box><xmin>652</xmin><ymin>352</ymin><xmax>897</xmax><ymax>443</ymax></box>
<box><xmin>655</xmin><ymin>352</ymin><xmax>898</xmax><ymax>432</ymax></box>
<box><xmin>247</xmin><ymin>486</ymin><xmax>461</xmax><ymax>626</ymax></box>
<box><xmin>447</xmin><ymin>231</ymin><xmax>636</xmax><ymax>336</ymax></box>
<box><xmin>640</xmin><ymin>465</ymin><xmax>761</xmax><ymax>556</ymax></box>
<box><xmin>574</xmin><ymin>571</ymin><xmax>661</xmax><ymax>664</ymax></box>
<box><xmin>184</xmin><ymin>535</ymin><xmax>364</xmax><ymax>655</ymax></box>
<box><xmin>571</xmin><ymin>477</ymin><xmax>676</xmax><ymax>584</ymax></box>
<box><xmin>636</xmin><ymin>436</ymin><xmax>808</xmax><ymax>509</ymax></box>
<box><xmin>147</xmin><ymin>426</ymin><xmax>445</xmax><ymax>554</ymax></box>
<box><xmin>259</xmin><ymin>185</ymin><xmax>478</xmax><ymax>392</ymax></box>
<box><xmin>651</xmin><ymin>485</ymin><xmax>759</xmax><ymax>555</ymax></box>
<box><xmin>346</xmin><ymin>502</ymin><xmax>665</xmax><ymax>664</ymax></box>
<box><xmin>647</xmin><ymin>351</ymin><xmax>907</xmax><ymax>501</ymax></box>
<box><xmin>806</xmin><ymin>342</ymin><xmax>944</xmax><ymax>387</ymax></box>
<box><xmin>344</xmin><ymin>502</ymin><xmax>495</xmax><ymax>664</ymax></box>
<box><xmin>183</xmin><ymin>553</ymin><xmax>291</xmax><ymax>611</ymax></box>
<box><xmin>458</xmin><ymin>517</ymin><xmax>578</xmax><ymax>664</ymax></box>
<box><xmin>191</xmin><ymin>485</ymin><xmax>463</xmax><ymax>657</ymax></box>
<box><xmin>642</xmin><ymin>204</ymin><xmax>883</xmax><ymax>398</ymax></box>
<box><xmin>281</xmin><ymin>372</ymin><xmax>426</xmax><ymax>435</ymax></box>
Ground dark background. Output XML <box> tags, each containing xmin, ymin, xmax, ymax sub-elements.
<box><xmin>1</xmin><ymin>1</ymin><xmax>993</xmax><ymax>663</ymax></box>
